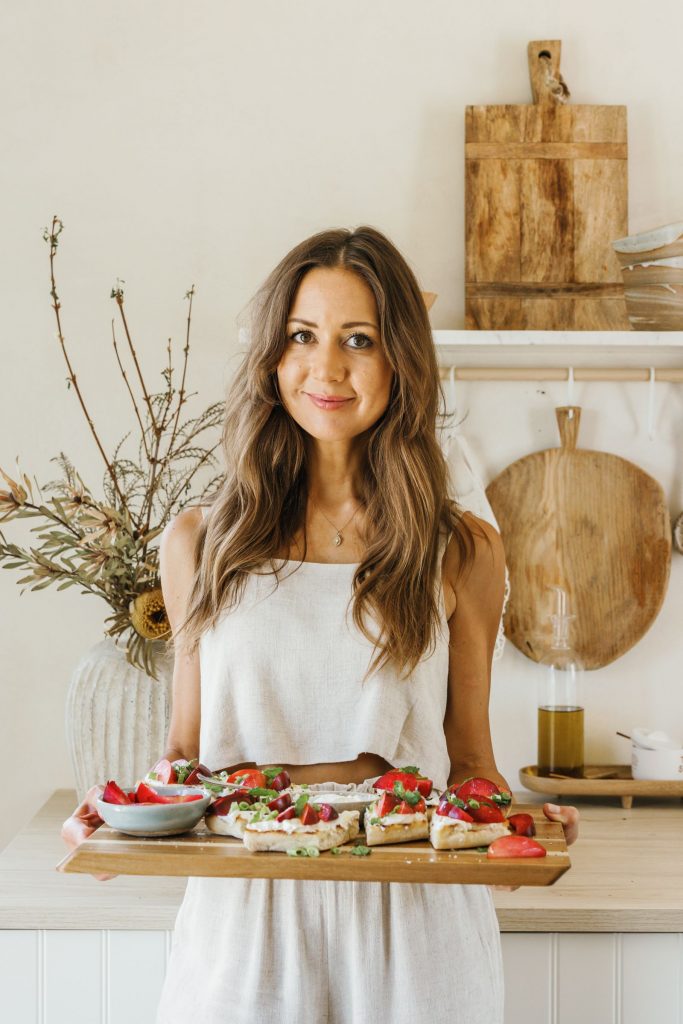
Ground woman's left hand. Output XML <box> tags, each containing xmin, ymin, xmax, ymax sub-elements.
<box><xmin>490</xmin><ymin>802</ymin><xmax>580</xmax><ymax>893</ymax></box>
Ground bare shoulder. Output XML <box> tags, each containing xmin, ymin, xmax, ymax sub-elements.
<box><xmin>159</xmin><ymin>506</ymin><xmax>205</xmax><ymax>571</ymax></box>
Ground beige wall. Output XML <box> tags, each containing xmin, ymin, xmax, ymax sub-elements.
<box><xmin>2</xmin><ymin>0</ymin><xmax>682</xmax><ymax>851</ymax></box>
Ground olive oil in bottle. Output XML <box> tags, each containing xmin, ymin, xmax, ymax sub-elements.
<box><xmin>537</xmin><ymin>586</ymin><xmax>584</xmax><ymax>778</ymax></box>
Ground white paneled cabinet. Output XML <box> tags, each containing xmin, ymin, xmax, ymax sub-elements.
<box><xmin>2</xmin><ymin>930</ymin><xmax>682</xmax><ymax>1024</ymax></box>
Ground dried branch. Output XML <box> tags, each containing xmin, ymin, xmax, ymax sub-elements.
<box><xmin>44</xmin><ymin>216</ymin><xmax>132</xmax><ymax>519</ymax></box>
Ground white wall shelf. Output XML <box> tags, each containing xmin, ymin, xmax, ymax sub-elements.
<box><xmin>432</xmin><ymin>330</ymin><xmax>683</xmax><ymax>347</ymax></box>
<box><xmin>432</xmin><ymin>331</ymin><xmax>683</xmax><ymax>381</ymax></box>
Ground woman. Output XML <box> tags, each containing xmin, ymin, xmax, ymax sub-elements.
<box><xmin>63</xmin><ymin>225</ymin><xmax>579</xmax><ymax>1023</ymax></box>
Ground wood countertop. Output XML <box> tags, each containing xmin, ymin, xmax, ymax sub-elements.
<box><xmin>1</xmin><ymin>789</ymin><xmax>681</xmax><ymax>932</ymax></box>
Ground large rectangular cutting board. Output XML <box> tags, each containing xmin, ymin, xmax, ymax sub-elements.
<box><xmin>57</xmin><ymin>805</ymin><xmax>570</xmax><ymax>887</ymax></box>
<box><xmin>465</xmin><ymin>40</ymin><xmax>629</xmax><ymax>330</ymax></box>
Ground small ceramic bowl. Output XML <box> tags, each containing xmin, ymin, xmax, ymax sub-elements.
<box><xmin>96</xmin><ymin>784</ymin><xmax>211</xmax><ymax>837</ymax></box>
<box><xmin>631</xmin><ymin>744</ymin><xmax>683</xmax><ymax>781</ymax></box>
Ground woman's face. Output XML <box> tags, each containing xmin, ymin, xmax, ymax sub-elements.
<box><xmin>276</xmin><ymin>267</ymin><xmax>393</xmax><ymax>441</ymax></box>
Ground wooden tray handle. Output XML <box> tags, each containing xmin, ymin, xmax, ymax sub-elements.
<box><xmin>527</xmin><ymin>40</ymin><xmax>571</xmax><ymax>105</ymax></box>
<box><xmin>555</xmin><ymin>405</ymin><xmax>581</xmax><ymax>451</ymax></box>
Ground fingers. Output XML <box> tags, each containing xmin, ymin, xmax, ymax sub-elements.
<box><xmin>60</xmin><ymin>785</ymin><xmax>106</xmax><ymax>853</ymax></box>
<box><xmin>543</xmin><ymin>802</ymin><xmax>580</xmax><ymax>846</ymax></box>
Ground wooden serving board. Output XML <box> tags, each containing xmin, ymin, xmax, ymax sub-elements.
<box><xmin>56</xmin><ymin>804</ymin><xmax>570</xmax><ymax>887</ymax></box>
<box><xmin>466</xmin><ymin>39</ymin><xmax>629</xmax><ymax>330</ymax></box>
<box><xmin>485</xmin><ymin>406</ymin><xmax>671</xmax><ymax>669</ymax></box>
<box><xmin>520</xmin><ymin>765</ymin><xmax>683</xmax><ymax>810</ymax></box>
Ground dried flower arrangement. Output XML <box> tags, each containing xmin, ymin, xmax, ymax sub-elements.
<box><xmin>0</xmin><ymin>217</ymin><xmax>224</xmax><ymax>677</ymax></box>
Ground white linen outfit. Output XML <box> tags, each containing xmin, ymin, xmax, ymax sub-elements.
<box><xmin>156</xmin><ymin>516</ymin><xmax>504</xmax><ymax>1023</ymax></box>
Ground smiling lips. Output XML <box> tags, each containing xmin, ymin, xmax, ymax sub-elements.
<box><xmin>306</xmin><ymin>393</ymin><xmax>354</xmax><ymax>410</ymax></box>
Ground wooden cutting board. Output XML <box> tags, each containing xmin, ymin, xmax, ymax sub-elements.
<box><xmin>56</xmin><ymin>804</ymin><xmax>570</xmax><ymax>887</ymax></box>
<box><xmin>466</xmin><ymin>40</ymin><xmax>630</xmax><ymax>330</ymax></box>
<box><xmin>485</xmin><ymin>407</ymin><xmax>671</xmax><ymax>669</ymax></box>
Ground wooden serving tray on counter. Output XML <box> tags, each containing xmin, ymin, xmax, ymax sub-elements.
<box><xmin>56</xmin><ymin>804</ymin><xmax>570</xmax><ymax>887</ymax></box>
<box><xmin>520</xmin><ymin>764</ymin><xmax>683</xmax><ymax>809</ymax></box>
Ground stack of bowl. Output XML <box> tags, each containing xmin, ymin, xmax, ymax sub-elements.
<box><xmin>612</xmin><ymin>221</ymin><xmax>683</xmax><ymax>329</ymax></box>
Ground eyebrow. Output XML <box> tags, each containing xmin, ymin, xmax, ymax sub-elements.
<box><xmin>287</xmin><ymin>317</ymin><xmax>379</xmax><ymax>329</ymax></box>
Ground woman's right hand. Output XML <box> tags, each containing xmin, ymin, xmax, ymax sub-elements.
<box><xmin>60</xmin><ymin>784</ymin><xmax>117</xmax><ymax>882</ymax></box>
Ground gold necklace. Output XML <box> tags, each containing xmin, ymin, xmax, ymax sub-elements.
<box><xmin>310</xmin><ymin>498</ymin><xmax>362</xmax><ymax>547</ymax></box>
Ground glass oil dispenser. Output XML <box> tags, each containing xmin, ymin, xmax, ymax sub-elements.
<box><xmin>537</xmin><ymin>585</ymin><xmax>585</xmax><ymax>777</ymax></box>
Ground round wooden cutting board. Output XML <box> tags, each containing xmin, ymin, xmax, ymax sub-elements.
<box><xmin>485</xmin><ymin>407</ymin><xmax>671</xmax><ymax>669</ymax></box>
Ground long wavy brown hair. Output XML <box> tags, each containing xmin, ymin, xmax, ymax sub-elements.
<box><xmin>175</xmin><ymin>225</ymin><xmax>485</xmax><ymax>681</ymax></box>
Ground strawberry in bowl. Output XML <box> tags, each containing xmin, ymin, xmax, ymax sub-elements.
<box><xmin>96</xmin><ymin>779</ymin><xmax>211</xmax><ymax>837</ymax></box>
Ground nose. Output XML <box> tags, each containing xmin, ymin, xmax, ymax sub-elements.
<box><xmin>310</xmin><ymin>341</ymin><xmax>346</xmax><ymax>383</ymax></box>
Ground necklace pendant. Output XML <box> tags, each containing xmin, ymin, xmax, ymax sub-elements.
<box><xmin>334</xmin><ymin>531</ymin><xmax>343</xmax><ymax>546</ymax></box>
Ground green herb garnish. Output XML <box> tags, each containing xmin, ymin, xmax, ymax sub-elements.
<box><xmin>475</xmin><ymin>846</ymin><xmax>488</xmax><ymax>853</ymax></box>
<box><xmin>350</xmin><ymin>845</ymin><xmax>372</xmax><ymax>856</ymax></box>
<box><xmin>330</xmin><ymin>847</ymin><xmax>342</xmax><ymax>855</ymax></box>
<box><xmin>248</xmin><ymin>787</ymin><xmax>279</xmax><ymax>800</ymax></box>
<box><xmin>294</xmin><ymin>793</ymin><xmax>309</xmax><ymax>817</ymax></box>
<box><xmin>202</xmin><ymin>782</ymin><xmax>226</xmax><ymax>795</ymax></box>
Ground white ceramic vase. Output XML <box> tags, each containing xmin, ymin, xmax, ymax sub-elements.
<box><xmin>65</xmin><ymin>636</ymin><xmax>174</xmax><ymax>802</ymax></box>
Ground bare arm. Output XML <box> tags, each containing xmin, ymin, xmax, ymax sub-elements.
<box><xmin>443</xmin><ymin>513</ymin><xmax>580</xmax><ymax>865</ymax></box>
<box><xmin>443</xmin><ymin>513</ymin><xmax>508</xmax><ymax>791</ymax></box>
<box><xmin>158</xmin><ymin>506</ymin><xmax>204</xmax><ymax>763</ymax></box>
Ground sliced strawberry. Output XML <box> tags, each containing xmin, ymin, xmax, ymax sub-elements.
<box><xmin>102</xmin><ymin>780</ymin><xmax>132</xmax><ymax>805</ymax></box>
<box><xmin>300</xmin><ymin>803</ymin><xmax>320</xmax><ymax>825</ymax></box>
<box><xmin>183</xmin><ymin>763</ymin><xmax>212</xmax><ymax>786</ymax></box>
<box><xmin>174</xmin><ymin>794</ymin><xmax>204</xmax><ymax>802</ymax></box>
<box><xmin>507</xmin><ymin>813</ymin><xmax>536</xmax><ymax>837</ymax></box>
<box><xmin>487</xmin><ymin>835</ymin><xmax>547</xmax><ymax>858</ymax></box>
<box><xmin>376</xmin><ymin>792</ymin><xmax>399</xmax><ymax>817</ymax></box>
<box><xmin>453</xmin><ymin>777</ymin><xmax>500</xmax><ymax>801</ymax></box>
<box><xmin>207</xmin><ymin>789</ymin><xmax>252</xmax><ymax>816</ymax></box>
<box><xmin>268</xmin><ymin>770</ymin><xmax>291</xmax><ymax>792</ymax></box>
<box><xmin>318</xmin><ymin>803</ymin><xmax>339</xmax><ymax>821</ymax></box>
<box><xmin>447</xmin><ymin>804</ymin><xmax>475</xmax><ymax>822</ymax></box>
<box><xmin>396</xmin><ymin>800</ymin><xmax>415</xmax><ymax>815</ymax></box>
<box><xmin>267</xmin><ymin>793</ymin><xmax>293</xmax><ymax>814</ymax></box>
<box><xmin>276</xmin><ymin>806</ymin><xmax>297</xmax><ymax>821</ymax></box>
<box><xmin>225</xmin><ymin>768</ymin><xmax>267</xmax><ymax>789</ymax></box>
<box><xmin>148</xmin><ymin>758</ymin><xmax>177</xmax><ymax>785</ymax></box>
<box><xmin>374</xmin><ymin>767</ymin><xmax>433</xmax><ymax>797</ymax></box>
<box><xmin>468</xmin><ymin>801</ymin><xmax>506</xmax><ymax>824</ymax></box>
<box><xmin>454</xmin><ymin>777</ymin><xmax>512</xmax><ymax>814</ymax></box>
<box><xmin>135</xmin><ymin>781</ymin><xmax>171</xmax><ymax>804</ymax></box>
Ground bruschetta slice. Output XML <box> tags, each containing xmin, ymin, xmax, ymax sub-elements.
<box><xmin>242</xmin><ymin>794</ymin><xmax>360</xmax><ymax>852</ymax></box>
<box><xmin>364</xmin><ymin>788</ymin><xmax>430</xmax><ymax>846</ymax></box>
